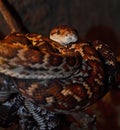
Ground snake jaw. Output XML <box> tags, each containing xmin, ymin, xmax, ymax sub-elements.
<box><xmin>50</xmin><ymin>33</ymin><xmax>78</xmax><ymax>46</ymax></box>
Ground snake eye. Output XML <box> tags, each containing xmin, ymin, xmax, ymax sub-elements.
<box><xmin>56</xmin><ymin>30</ymin><xmax>60</xmax><ymax>35</ymax></box>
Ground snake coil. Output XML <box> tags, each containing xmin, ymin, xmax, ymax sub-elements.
<box><xmin>0</xmin><ymin>25</ymin><xmax>116</xmax><ymax>129</ymax></box>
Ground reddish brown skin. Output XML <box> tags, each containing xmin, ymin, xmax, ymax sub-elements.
<box><xmin>0</xmin><ymin>32</ymin><xmax>116</xmax><ymax>113</ymax></box>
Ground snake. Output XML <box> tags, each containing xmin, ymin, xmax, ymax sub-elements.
<box><xmin>0</xmin><ymin>25</ymin><xmax>116</xmax><ymax>116</ymax></box>
<box><xmin>0</xmin><ymin>25</ymin><xmax>116</xmax><ymax>112</ymax></box>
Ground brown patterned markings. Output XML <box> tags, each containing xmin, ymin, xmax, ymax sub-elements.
<box><xmin>3</xmin><ymin>33</ymin><xmax>31</xmax><ymax>46</ymax></box>
<box><xmin>18</xmin><ymin>48</ymin><xmax>44</xmax><ymax>64</ymax></box>
<box><xmin>36</xmin><ymin>41</ymin><xmax>58</xmax><ymax>52</ymax></box>
<box><xmin>34</xmin><ymin>81</ymin><xmax>63</xmax><ymax>107</ymax></box>
<box><xmin>71</xmin><ymin>43</ymin><xmax>100</xmax><ymax>62</ymax></box>
<box><xmin>66</xmin><ymin>56</ymin><xmax>78</xmax><ymax>66</ymax></box>
<box><xmin>61</xmin><ymin>55</ymin><xmax>81</xmax><ymax>73</ymax></box>
<box><xmin>25</xmin><ymin>33</ymin><xmax>43</xmax><ymax>41</ymax></box>
<box><xmin>62</xmin><ymin>64</ymin><xmax>71</xmax><ymax>72</ymax></box>
<box><xmin>61</xmin><ymin>84</ymin><xmax>87</xmax><ymax>101</ymax></box>
<box><xmin>0</xmin><ymin>43</ymin><xmax>20</xmax><ymax>59</ymax></box>
<box><xmin>44</xmin><ymin>82</ymin><xmax>89</xmax><ymax>111</ymax></box>
<box><xmin>26</xmin><ymin>35</ymin><xmax>57</xmax><ymax>52</ymax></box>
<box><xmin>26</xmin><ymin>83</ymin><xmax>40</xmax><ymax>96</ymax></box>
<box><xmin>83</xmin><ymin>45</ymin><xmax>100</xmax><ymax>61</ymax></box>
<box><xmin>21</xmin><ymin>80</ymin><xmax>62</xmax><ymax>104</ymax></box>
<box><xmin>48</xmin><ymin>54</ymin><xmax>63</xmax><ymax>66</ymax></box>
<box><xmin>43</xmin><ymin>81</ymin><xmax>78</xmax><ymax>110</ymax></box>
<box><xmin>17</xmin><ymin>80</ymin><xmax>29</xmax><ymax>96</ymax></box>
<box><xmin>70</xmin><ymin>42</ymin><xmax>106</xmax><ymax>104</ymax></box>
<box><xmin>17</xmin><ymin>80</ymin><xmax>46</xmax><ymax>103</ymax></box>
<box><xmin>86</xmin><ymin>61</ymin><xmax>104</xmax><ymax>87</ymax></box>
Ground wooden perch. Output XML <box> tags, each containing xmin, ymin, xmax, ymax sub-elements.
<box><xmin>0</xmin><ymin>0</ymin><xmax>24</xmax><ymax>33</ymax></box>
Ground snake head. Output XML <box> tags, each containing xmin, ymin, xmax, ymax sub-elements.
<box><xmin>50</xmin><ymin>25</ymin><xmax>78</xmax><ymax>46</ymax></box>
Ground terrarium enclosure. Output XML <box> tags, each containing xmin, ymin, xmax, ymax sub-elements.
<box><xmin>0</xmin><ymin>0</ymin><xmax>120</xmax><ymax>130</ymax></box>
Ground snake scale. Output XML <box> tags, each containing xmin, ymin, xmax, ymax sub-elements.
<box><xmin>0</xmin><ymin>25</ymin><xmax>116</xmax><ymax>129</ymax></box>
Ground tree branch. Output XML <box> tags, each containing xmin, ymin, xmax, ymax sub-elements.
<box><xmin>0</xmin><ymin>0</ymin><xmax>22</xmax><ymax>33</ymax></box>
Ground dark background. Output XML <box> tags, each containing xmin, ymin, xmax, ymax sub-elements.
<box><xmin>0</xmin><ymin>0</ymin><xmax>120</xmax><ymax>130</ymax></box>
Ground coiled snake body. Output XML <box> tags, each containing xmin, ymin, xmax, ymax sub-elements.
<box><xmin>0</xmin><ymin>25</ymin><xmax>116</xmax><ymax>114</ymax></box>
